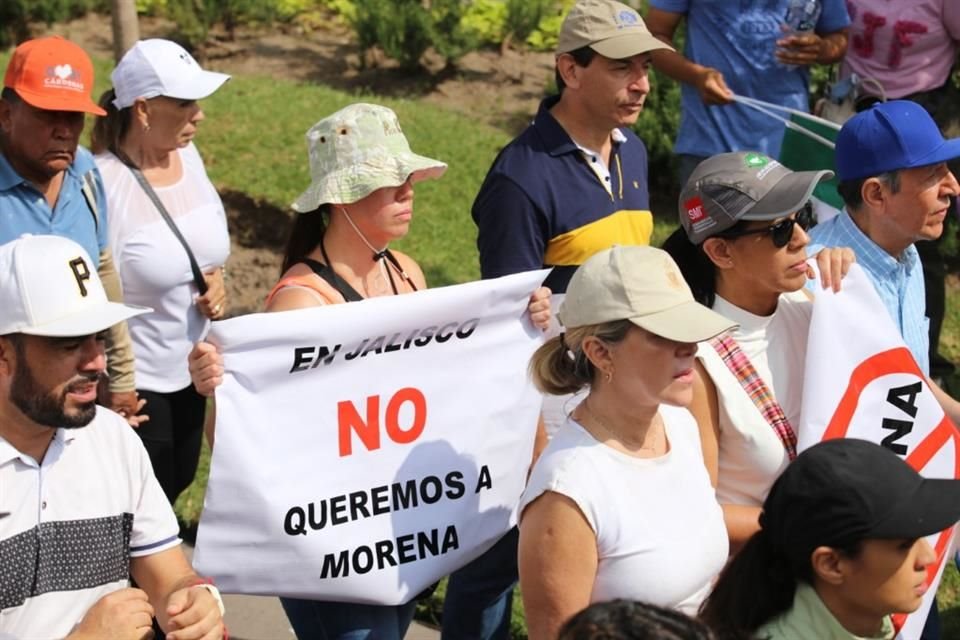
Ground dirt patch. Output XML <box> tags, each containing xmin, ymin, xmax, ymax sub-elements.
<box><xmin>39</xmin><ymin>13</ymin><xmax>555</xmax><ymax>312</ymax></box>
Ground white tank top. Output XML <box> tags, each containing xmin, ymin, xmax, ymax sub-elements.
<box><xmin>98</xmin><ymin>143</ymin><xmax>230</xmax><ymax>392</ymax></box>
<box><xmin>520</xmin><ymin>404</ymin><xmax>729</xmax><ymax>615</ymax></box>
<box><xmin>700</xmin><ymin>290</ymin><xmax>812</xmax><ymax>506</ymax></box>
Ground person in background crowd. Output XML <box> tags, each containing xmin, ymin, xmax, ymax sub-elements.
<box><xmin>0</xmin><ymin>36</ymin><xmax>139</xmax><ymax>424</ymax></box>
<box><xmin>559</xmin><ymin>599</ymin><xmax>717</xmax><ymax>640</ymax></box>
<box><xmin>519</xmin><ymin>246</ymin><xmax>734</xmax><ymax>640</ymax></box>
<box><xmin>662</xmin><ymin>152</ymin><xmax>853</xmax><ymax>553</ymax></box>
<box><xmin>463</xmin><ymin>2</ymin><xmax>671</xmax><ymax>633</ymax></box>
<box><xmin>187</xmin><ymin>102</ymin><xmax>551</xmax><ymax>640</ymax></box>
<box><xmin>810</xmin><ymin>101</ymin><xmax>960</xmax><ymax>639</ymax></box>
<box><xmin>91</xmin><ymin>38</ymin><xmax>230</xmax><ymax>506</ymax></box>
<box><xmin>646</xmin><ymin>0</ymin><xmax>850</xmax><ymax>186</ymax></box>
<box><xmin>0</xmin><ymin>235</ymin><xmax>225</xmax><ymax>640</ymax></box>
<box><xmin>810</xmin><ymin>101</ymin><xmax>960</xmax><ymax>417</ymax></box>
<box><xmin>700</xmin><ymin>438</ymin><xmax>960</xmax><ymax>640</ymax></box>
<box><xmin>837</xmin><ymin>0</ymin><xmax>960</xmax><ymax>388</ymax></box>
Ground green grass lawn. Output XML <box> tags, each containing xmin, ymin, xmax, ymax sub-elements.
<box><xmin>1</xmin><ymin>42</ymin><xmax>950</xmax><ymax>636</ymax></box>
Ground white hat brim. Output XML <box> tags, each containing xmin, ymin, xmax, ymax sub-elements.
<box><xmin>21</xmin><ymin>302</ymin><xmax>151</xmax><ymax>337</ymax></box>
<box><xmin>291</xmin><ymin>152</ymin><xmax>447</xmax><ymax>212</ymax></box>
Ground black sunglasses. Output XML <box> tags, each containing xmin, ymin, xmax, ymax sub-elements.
<box><xmin>717</xmin><ymin>202</ymin><xmax>815</xmax><ymax>248</ymax></box>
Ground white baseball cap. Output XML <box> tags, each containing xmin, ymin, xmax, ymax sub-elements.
<box><xmin>111</xmin><ymin>39</ymin><xmax>230</xmax><ymax>109</ymax></box>
<box><xmin>559</xmin><ymin>245</ymin><xmax>737</xmax><ymax>343</ymax></box>
<box><xmin>0</xmin><ymin>235</ymin><xmax>150</xmax><ymax>337</ymax></box>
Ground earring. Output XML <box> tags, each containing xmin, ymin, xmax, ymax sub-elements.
<box><xmin>605</xmin><ymin>370</ymin><xmax>613</xmax><ymax>383</ymax></box>
<box><xmin>142</xmin><ymin>122</ymin><xmax>151</xmax><ymax>132</ymax></box>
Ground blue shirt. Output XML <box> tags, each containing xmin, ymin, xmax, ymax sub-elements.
<box><xmin>472</xmin><ymin>96</ymin><xmax>653</xmax><ymax>293</ymax></box>
<box><xmin>0</xmin><ymin>146</ymin><xmax>108</xmax><ymax>267</ymax></box>
<box><xmin>649</xmin><ymin>0</ymin><xmax>850</xmax><ymax>158</ymax></box>
<box><xmin>810</xmin><ymin>211</ymin><xmax>929</xmax><ymax>375</ymax></box>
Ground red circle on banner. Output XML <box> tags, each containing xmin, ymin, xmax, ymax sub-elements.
<box><xmin>821</xmin><ymin>346</ymin><xmax>960</xmax><ymax>633</ymax></box>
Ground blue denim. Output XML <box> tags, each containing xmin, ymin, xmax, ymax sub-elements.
<box><xmin>280</xmin><ymin>598</ymin><xmax>417</xmax><ymax>640</ymax></box>
<box><xmin>441</xmin><ymin>527</ymin><xmax>518</xmax><ymax>640</ymax></box>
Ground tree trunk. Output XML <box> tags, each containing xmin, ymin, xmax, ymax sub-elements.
<box><xmin>111</xmin><ymin>0</ymin><xmax>140</xmax><ymax>63</ymax></box>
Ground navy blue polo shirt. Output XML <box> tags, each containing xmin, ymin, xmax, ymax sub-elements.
<box><xmin>472</xmin><ymin>95</ymin><xmax>652</xmax><ymax>292</ymax></box>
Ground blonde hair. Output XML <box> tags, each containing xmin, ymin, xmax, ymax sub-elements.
<box><xmin>529</xmin><ymin>320</ymin><xmax>632</xmax><ymax>395</ymax></box>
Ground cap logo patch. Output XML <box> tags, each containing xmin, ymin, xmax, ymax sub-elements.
<box><xmin>757</xmin><ymin>159</ymin><xmax>782</xmax><ymax>180</ymax></box>
<box><xmin>615</xmin><ymin>10</ymin><xmax>639</xmax><ymax>27</ymax></box>
<box><xmin>684</xmin><ymin>196</ymin><xmax>706</xmax><ymax>222</ymax></box>
<box><xmin>665</xmin><ymin>268</ymin><xmax>683</xmax><ymax>290</ymax></box>
<box><xmin>44</xmin><ymin>64</ymin><xmax>84</xmax><ymax>92</ymax></box>
<box><xmin>68</xmin><ymin>256</ymin><xmax>91</xmax><ymax>297</ymax></box>
<box><xmin>744</xmin><ymin>152</ymin><xmax>768</xmax><ymax>169</ymax></box>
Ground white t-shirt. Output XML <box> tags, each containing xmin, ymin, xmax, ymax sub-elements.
<box><xmin>0</xmin><ymin>408</ymin><xmax>180</xmax><ymax>639</ymax></box>
<box><xmin>519</xmin><ymin>405</ymin><xmax>729</xmax><ymax>615</ymax></box>
<box><xmin>699</xmin><ymin>290</ymin><xmax>812</xmax><ymax>506</ymax></box>
<box><xmin>97</xmin><ymin>143</ymin><xmax>230</xmax><ymax>392</ymax></box>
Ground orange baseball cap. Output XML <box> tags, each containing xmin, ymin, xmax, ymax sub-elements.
<box><xmin>3</xmin><ymin>36</ymin><xmax>106</xmax><ymax>115</ymax></box>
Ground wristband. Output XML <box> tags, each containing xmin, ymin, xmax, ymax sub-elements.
<box><xmin>192</xmin><ymin>582</ymin><xmax>226</xmax><ymax>616</ymax></box>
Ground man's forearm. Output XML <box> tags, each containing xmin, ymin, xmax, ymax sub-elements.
<box><xmin>98</xmin><ymin>248</ymin><xmax>136</xmax><ymax>392</ymax></box>
<box><xmin>817</xmin><ymin>30</ymin><xmax>849</xmax><ymax>64</ymax></box>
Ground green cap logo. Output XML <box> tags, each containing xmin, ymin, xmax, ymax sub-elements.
<box><xmin>744</xmin><ymin>153</ymin><xmax>769</xmax><ymax>169</ymax></box>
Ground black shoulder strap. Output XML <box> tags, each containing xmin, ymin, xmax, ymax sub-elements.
<box><xmin>299</xmin><ymin>257</ymin><xmax>365</xmax><ymax>303</ymax></box>
<box><xmin>116</xmin><ymin>150</ymin><xmax>208</xmax><ymax>295</ymax></box>
<box><xmin>80</xmin><ymin>170</ymin><xmax>100</xmax><ymax>232</ymax></box>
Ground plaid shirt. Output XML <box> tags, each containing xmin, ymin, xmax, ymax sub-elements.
<box><xmin>810</xmin><ymin>211</ymin><xmax>929</xmax><ymax>375</ymax></box>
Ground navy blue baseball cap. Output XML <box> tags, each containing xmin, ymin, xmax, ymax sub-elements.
<box><xmin>836</xmin><ymin>100</ymin><xmax>960</xmax><ymax>182</ymax></box>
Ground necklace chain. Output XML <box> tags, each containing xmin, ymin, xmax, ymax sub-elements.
<box><xmin>580</xmin><ymin>399</ymin><xmax>662</xmax><ymax>453</ymax></box>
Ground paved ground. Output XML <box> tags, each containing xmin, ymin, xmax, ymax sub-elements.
<box><xmin>182</xmin><ymin>544</ymin><xmax>440</xmax><ymax>640</ymax></box>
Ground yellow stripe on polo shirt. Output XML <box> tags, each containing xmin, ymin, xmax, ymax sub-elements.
<box><xmin>544</xmin><ymin>209</ymin><xmax>653</xmax><ymax>266</ymax></box>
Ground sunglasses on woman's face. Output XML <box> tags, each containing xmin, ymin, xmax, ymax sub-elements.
<box><xmin>718</xmin><ymin>202</ymin><xmax>815</xmax><ymax>248</ymax></box>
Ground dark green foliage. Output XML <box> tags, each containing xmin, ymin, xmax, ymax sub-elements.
<box><xmin>503</xmin><ymin>0</ymin><xmax>552</xmax><ymax>44</ymax></box>
<box><xmin>0</xmin><ymin>0</ymin><xmax>106</xmax><ymax>47</ymax></box>
<box><xmin>354</xmin><ymin>0</ymin><xmax>432</xmax><ymax>71</ymax></box>
<box><xmin>350</xmin><ymin>0</ymin><xmax>473</xmax><ymax>71</ymax></box>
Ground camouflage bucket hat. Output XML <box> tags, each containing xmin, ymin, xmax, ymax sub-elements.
<box><xmin>291</xmin><ymin>103</ymin><xmax>447</xmax><ymax>212</ymax></box>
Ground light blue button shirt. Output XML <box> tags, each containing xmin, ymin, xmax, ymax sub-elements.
<box><xmin>810</xmin><ymin>211</ymin><xmax>929</xmax><ymax>375</ymax></box>
<box><xmin>0</xmin><ymin>146</ymin><xmax>107</xmax><ymax>267</ymax></box>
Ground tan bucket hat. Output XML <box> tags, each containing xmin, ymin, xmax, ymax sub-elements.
<box><xmin>558</xmin><ymin>245</ymin><xmax>737</xmax><ymax>343</ymax></box>
<box><xmin>292</xmin><ymin>103</ymin><xmax>447</xmax><ymax>212</ymax></box>
<box><xmin>556</xmin><ymin>0</ymin><xmax>674</xmax><ymax>59</ymax></box>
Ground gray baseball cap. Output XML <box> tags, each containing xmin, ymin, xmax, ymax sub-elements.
<box><xmin>678</xmin><ymin>152</ymin><xmax>833</xmax><ymax>245</ymax></box>
<box><xmin>558</xmin><ymin>246</ymin><xmax>737</xmax><ymax>343</ymax></box>
<box><xmin>556</xmin><ymin>0</ymin><xmax>674</xmax><ymax>59</ymax></box>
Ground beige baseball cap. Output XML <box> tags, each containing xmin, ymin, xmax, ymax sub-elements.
<box><xmin>558</xmin><ymin>246</ymin><xmax>737</xmax><ymax>343</ymax></box>
<box><xmin>557</xmin><ymin>0</ymin><xmax>673</xmax><ymax>59</ymax></box>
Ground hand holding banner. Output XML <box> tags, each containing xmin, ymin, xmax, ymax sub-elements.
<box><xmin>799</xmin><ymin>263</ymin><xmax>960</xmax><ymax>639</ymax></box>
<box><xmin>193</xmin><ymin>270</ymin><xmax>549</xmax><ymax>604</ymax></box>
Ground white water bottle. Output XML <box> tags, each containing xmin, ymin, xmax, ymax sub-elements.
<box><xmin>783</xmin><ymin>0</ymin><xmax>820</xmax><ymax>35</ymax></box>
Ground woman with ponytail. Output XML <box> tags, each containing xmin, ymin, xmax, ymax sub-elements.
<box><xmin>519</xmin><ymin>245</ymin><xmax>736</xmax><ymax>640</ymax></box>
<box><xmin>701</xmin><ymin>438</ymin><xmax>960</xmax><ymax>640</ymax></box>
<box><xmin>91</xmin><ymin>39</ymin><xmax>231</xmax><ymax>506</ymax></box>
<box><xmin>661</xmin><ymin>152</ymin><xmax>855</xmax><ymax>553</ymax></box>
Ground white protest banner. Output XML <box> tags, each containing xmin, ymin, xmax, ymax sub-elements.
<box><xmin>193</xmin><ymin>270</ymin><xmax>548</xmax><ymax>604</ymax></box>
<box><xmin>799</xmin><ymin>264</ymin><xmax>960</xmax><ymax>639</ymax></box>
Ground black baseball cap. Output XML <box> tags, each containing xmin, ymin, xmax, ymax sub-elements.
<box><xmin>761</xmin><ymin>439</ymin><xmax>960</xmax><ymax>554</ymax></box>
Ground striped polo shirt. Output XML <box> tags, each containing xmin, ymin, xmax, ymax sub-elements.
<box><xmin>472</xmin><ymin>95</ymin><xmax>653</xmax><ymax>293</ymax></box>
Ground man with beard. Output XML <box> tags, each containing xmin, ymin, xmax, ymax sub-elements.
<box><xmin>0</xmin><ymin>36</ymin><xmax>139</xmax><ymax>424</ymax></box>
<box><xmin>0</xmin><ymin>235</ymin><xmax>225</xmax><ymax>640</ymax></box>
